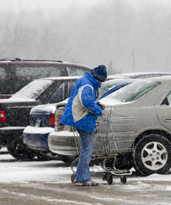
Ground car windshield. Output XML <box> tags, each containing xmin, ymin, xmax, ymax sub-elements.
<box><xmin>100</xmin><ymin>80</ymin><xmax>160</xmax><ymax>104</ymax></box>
<box><xmin>11</xmin><ymin>79</ymin><xmax>53</xmax><ymax>100</ymax></box>
<box><xmin>99</xmin><ymin>85</ymin><xmax>110</xmax><ymax>97</ymax></box>
<box><xmin>98</xmin><ymin>79</ymin><xmax>136</xmax><ymax>99</ymax></box>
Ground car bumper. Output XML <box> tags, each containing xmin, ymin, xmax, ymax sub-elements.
<box><xmin>0</xmin><ymin>127</ymin><xmax>25</xmax><ymax>145</ymax></box>
<box><xmin>48</xmin><ymin>131</ymin><xmax>78</xmax><ymax>156</ymax></box>
<box><xmin>23</xmin><ymin>126</ymin><xmax>54</xmax><ymax>151</ymax></box>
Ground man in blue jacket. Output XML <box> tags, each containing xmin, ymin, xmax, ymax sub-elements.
<box><xmin>60</xmin><ymin>65</ymin><xmax>107</xmax><ymax>186</ymax></box>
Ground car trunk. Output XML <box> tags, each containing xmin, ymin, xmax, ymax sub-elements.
<box><xmin>30</xmin><ymin>104</ymin><xmax>56</xmax><ymax>128</ymax></box>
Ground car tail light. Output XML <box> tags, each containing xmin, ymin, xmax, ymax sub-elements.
<box><xmin>49</xmin><ymin>114</ymin><xmax>55</xmax><ymax>127</ymax></box>
<box><xmin>0</xmin><ymin>111</ymin><xmax>6</xmax><ymax>122</ymax></box>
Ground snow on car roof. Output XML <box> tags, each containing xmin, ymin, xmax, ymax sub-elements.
<box><xmin>109</xmin><ymin>72</ymin><xmax>171</xmax><ymax>79</ymax></box>
<box><xmin>144</xmin><ymin>75</ymin><xmax>171</xmax><ymax>82</ymax></box>
<box><xmin>40</xmin><ymin>76</ymin><xmax>82</xmax><ymax>80</ymax></box>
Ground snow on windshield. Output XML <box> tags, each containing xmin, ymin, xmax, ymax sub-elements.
<box><xmin>100</xmin><ymin>80</ymin><xmax>160</xmax><ymax>105</ymax></box>
<box><xmin>11</xmin><ymin>79</ymin><xmax>53</xmax><ymax>100</ymax></box>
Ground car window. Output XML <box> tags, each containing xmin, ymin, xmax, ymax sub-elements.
<box><xmin>49</xmin><ymin>82</ymin><xmax>75</xmax><ymax>103</ymax></box>
<box><xmin>13</xmin><ymin>66</ymin><xmax>68</xmax><ymax>92</ymax></box>
<box><xmin>0</xmin><ymin>67</ymin><xmax>13</xmax><ymax>94</ymax></box>
<box><xmin>68</xmin><ymin>82</ymin><xmax>75</xmax><ymax>95</ymax></box>
<box><xmin>66</xmin><ymin>66</ymin><xmax>87</xmax><ymax>76</ymax></box>
<box><xmin>49</xmin><ymin>83</ymin><xmax>65</xmax><ymax>103</ymax></box>
<box><xmin>11</xmin><ymin>79</ymin><xmax>53</xmax><ymax>100</ymax></box>
<box><xmin>167</xmin><ymin>92</ymin><xmax>171</xmax><ymax>105</ymax></box>
<box><xmin>99</xmin><ymin>83</ymin><xmax>131</xmax><ymax>100</ymax></box>
<box><xmin>102</xmin><ymin>80</ymin><xmax>160</xmax><ymax>103</ymax></box>
<box><xmin>0</xmin><ymin>67</ymin><xmax>6</xmax><ymax>80</ymax></box>
<box><xmin>15</xmin><ymin>66</ymin><xmax>67</xmax><ymax>79</ymax></box>
<box><xmin>0</xmin><ymin>67</ymin><xmax>7</xmax><ymax>93</ymax></box>
<box><xmin>99</xmin><ymin>86</ymin><xmax>110</xmax><ymax>97</ymax></box>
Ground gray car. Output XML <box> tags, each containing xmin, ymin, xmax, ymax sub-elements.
<box><xmin>97</xmin><ymin>75</ymin><xmax>171</xmax><ymax>176</ymax></box>
<box><xmin>48</xmin><ymin>75</ymin><xmax>171</xmax><ymax>176</ymax></box>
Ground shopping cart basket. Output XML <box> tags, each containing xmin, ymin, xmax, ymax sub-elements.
<box><xmin>71</xmin><ymin>109</ymin><xmax>135</xmax><ymax>184</ymax></box>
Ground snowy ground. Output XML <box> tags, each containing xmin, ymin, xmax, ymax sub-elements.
<box><xmin>1</xmin><ymin>148</ymin><xmax>171</xmax><ymax>205</ymax></box>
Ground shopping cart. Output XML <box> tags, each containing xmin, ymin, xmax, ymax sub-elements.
<box><xmin>71</xmin><ymin>109</ymin><xmax>135</xmax><ymax>185</ymax></box>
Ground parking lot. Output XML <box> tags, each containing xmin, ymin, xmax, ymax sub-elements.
<box><xmin>1</xmin><ymin>148</ymin><xmax>171</xmax><ymax>205</ymax></box>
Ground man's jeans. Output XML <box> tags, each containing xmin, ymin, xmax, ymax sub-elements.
<box><xmin>75</xmin><ymin>128</ymin><xmax>95</xmax><ymax>183</ymax></box>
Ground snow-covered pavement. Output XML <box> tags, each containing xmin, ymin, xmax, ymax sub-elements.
<box><xmin>1</xmin><ymin>148</ymin><xmax>171</xmax><ymax>205</ymax></box>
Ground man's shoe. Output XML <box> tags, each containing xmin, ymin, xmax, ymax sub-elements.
<box><xmin>83</xmin><ymin>181</ymin><xmax>98</xmax><ymax>186</ymax></box>
<box><xmin>73</xmin><ymin>180</ymin><xmax>84</xmax><ymax>186</ymax></box>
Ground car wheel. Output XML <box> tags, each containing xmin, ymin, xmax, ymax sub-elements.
<box><xmin>133</xmin><ymin>134</ymin><xmax>171</xmax><ymax>176</ymax></box>
<box><xmin>7</xmin><ymin>139</ymin><xmax>36</xmax><ymax>160</ymax></box>
<box><xmin>61</xmin><ymin>156</ymin><xmax>75</xmax><ymax>165</ymax></box>
<box><xmin>37</xmin><ymin>153</ymin><xmax>52</xmax><ymax>161</ymax></box>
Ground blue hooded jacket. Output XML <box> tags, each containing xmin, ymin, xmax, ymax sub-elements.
<box><xmin>60</xmin><ymin>71</ymin><xmax>103</xmax><ymax>132</ymax></box>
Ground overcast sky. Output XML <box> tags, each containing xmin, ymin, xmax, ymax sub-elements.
<box><xmin>0</xmin><ymin>0</ymin><xmax>113</xmax><ymax>11</ymax></box>
<box><xmin>1</xmin><ymin>0</ymin><xmax>171</xmax><ymax>10</ymax></box>
<box><xmin>1</xmin><ymin>0</ymin><xmax>171</xmax><ymax>73</ymax></box>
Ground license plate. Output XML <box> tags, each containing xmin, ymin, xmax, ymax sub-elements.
<box><xmin>35</xmin><ymin>119</ymin><xmax>41</xmax><ymax>127</ymax></box>
<box><xmin>64</xmin><ymin>125</ymin><xmax>71</xmax><ymax>131</ymax></box>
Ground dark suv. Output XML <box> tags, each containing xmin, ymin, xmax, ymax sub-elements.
<box><xmin>0</xmin><ymin>59</ymin><xmax>91</xmax><ymax>159</ymax></box>
<box><xmin>0</xmin><ymin>58</ymin><xmax>91</xmax><ymax>99</ymax></box>
<box><xmin>0</xmin><ymin>76</ymin><xmax>86</xmax><ymax>160</ymax></box>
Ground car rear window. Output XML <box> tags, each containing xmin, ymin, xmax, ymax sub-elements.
<box><xmin>103</xmin><ymin>80</ymin><xmax>160</xmax><ymax>103</ymax></box>
<box><xmin>15</xmin><ymin>66</ymin><xmax>67</xmax><ymax>79</ymax></box>
<box><xmin>11</xmin><ymin>79</ymin><xmax>53</xmax><ymax>100</ymax></box>
<box><xmin>0</xmin><ymin>67</ymin><xmax>9</xmax><ymax>94</ymax></box>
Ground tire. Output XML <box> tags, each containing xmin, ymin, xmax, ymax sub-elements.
<box><xmin>7</xmin><ymin>139</ymin><xmax>36</xmax><ymax>160</ymax></box>
<box><xmin>133</xmin><ymin>134</ymin><xmax>171</xmax><ymax>176</ymax></box>
<box><xmin>61</xmin><ymin>156</ymin><xmax>75</xmax><ymax>165</ymax></box>
<box><xmin>37</xmin><ymin>153</ymin><xmax>52</xmax><ymax>161</ymax></box>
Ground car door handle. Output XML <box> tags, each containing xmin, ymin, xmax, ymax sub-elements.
<box><xmin>164</xmin><ymin>117</ymin><xmax>171</xmax><ymax>121</ymax></box>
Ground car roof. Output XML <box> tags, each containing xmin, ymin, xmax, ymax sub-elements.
<box><xmin>0</xmin><ymin>58</ymin><xmax>91</xmax><ymax>69</ymax></box>
<box><xmin>36</xmin><ymin>76</ymin><xmax>82</xmax><ymax>81</ymax></box>
<box><xmin>109</xmin><ymin>72</ymin><xmax>171</xmax><ymax>79</ymax></box>
<box><xmin>101</xmin><ymin>78</ymin><xmax>136</xmax><ymax>87</ymax></box>
<box><xmin>141</xmin><ymin>75</ymin><xmax>171</xmax><ymax>82</ymax></box>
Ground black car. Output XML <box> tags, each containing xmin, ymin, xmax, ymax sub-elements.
<box><xmin>0</xmin><ymin>58</ymin><xmax>91</xmax><ymax>99</ymax></box>
<box><xmin>0</xmin><ymin>76</ymin><xmax>82</xmax><ymax>160</ymax></box>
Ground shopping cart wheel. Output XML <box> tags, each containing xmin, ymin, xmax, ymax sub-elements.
<box><xmin>71</xmin><ymin>173</ymin><xmax>76</xmax><ymax>183</ymax></box>
<box><xmin>102</xmin><ymin>173</ymin><xmax>107</xmax><ymax>181</ymax></box>
<box><xmin>120</xmin><ymin>175</ymin><xmax>127</xmax><ymax>184</ymax></box>
<box><xmin>106</xmin><ymin>173</ymin><xmax>113</xmax><ymax>185</ymax></box>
